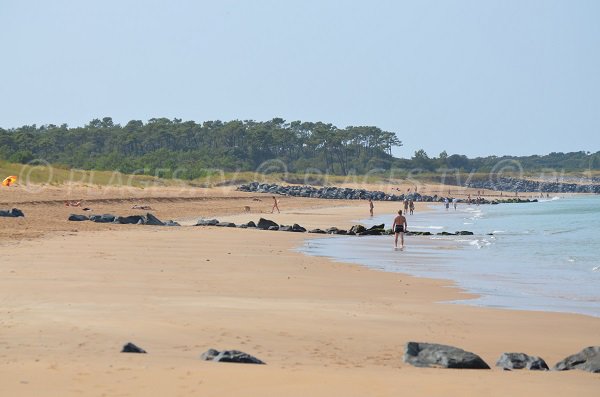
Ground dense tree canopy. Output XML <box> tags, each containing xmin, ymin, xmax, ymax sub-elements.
<box><xmin>0</xmin><ymin>117</ymin><xmax>598</xmax><ymax>179</ymax></box>
<box><xmin>0</xmin><ymin>118</ymin><xmax>401</xmax><ymax>178</ymax></box>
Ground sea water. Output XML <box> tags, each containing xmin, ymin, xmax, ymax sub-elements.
<box><xmin>300</xmin><ymin>196</ymin><xmax>600</xmax><ymax>317</ymax></box>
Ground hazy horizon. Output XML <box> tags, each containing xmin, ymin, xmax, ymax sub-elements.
<box><xmin>1</xmin><ymin>0</ymin><xmax>599</xmax><ymax>158</ymax></box>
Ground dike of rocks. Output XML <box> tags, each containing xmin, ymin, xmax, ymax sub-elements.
<box><xmin>195</xmin><ymin>217</ymin><xmax>476</xmax><ymax>237</ymax></box>
<box><xmin>237</xmin><ymin>182</ymin><xmax>539</xmax><ymax>204</ymax></box>
<box><xmin>467</xmin><ymin>176</ymin><xmax>600</xmax><ymax>194</ymax></box>
<box><xmin>67</xmin><ymin>212</ymin><xmax>180</xmax><ymax>226</ymax></box>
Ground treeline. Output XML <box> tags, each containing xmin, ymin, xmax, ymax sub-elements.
<box><xmin>0</xmin><ymin>117</ymin><xmax>599</xmax><ymax>179</ymax></box>
<box><xmin>0</xmin><ymin>117</ymin><xmax>401</xmax><ymax>178</ymax></box>
<box><xmin>395</xmin><ymin>149</ymin><xmax>600</xmax><ymax>173</ymax></box>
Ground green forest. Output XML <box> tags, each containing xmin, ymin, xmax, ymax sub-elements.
<box><xmin>1</xmin><ymin>117</ymin><xmax>599</xmax><ymax>179</ymax></box>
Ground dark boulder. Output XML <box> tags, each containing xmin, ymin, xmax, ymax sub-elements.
<box><xmin>121</xmin><ymin>342</ymin><xmax>147</xmax><ymax>354</ymax></box>
<box><xmin>146</xmin><ymin>213</ymin><xmax>165</xmax><ymax>226</ymax></box>
<box><xmin>114</xmin><ymin>215</ymin><xmax>146</xmax><ymax>225</ymax></box>
<box><xmin>200</xmin><ymin>349</ymin><xmax>265</xmax><ymax>364</ymax></box>
<box><xmin>68</xmin><ymin>214</ymin><xmax>89</xmax><ymax>221</ymax></box>
<box><xmin>554</xmin><ymin>346</ymin><xmax>600</xmax><ymax>373</ymax></box>
<box><xmin>246</xmin><ymin>221</ymin><xmax>257</xmax><ymax>228</ymax></box>
<box><xmin>90</xmin><ymin>214</ymin><xmax>116</xmax><ymax>223</ymax></box>
<box><xmin>456</xmin><ymin>231</ymin><xmax>474</xmax><ymax>235</ymax></box>
<box><xmin>403</xmin><ymin>342</ymin><xmax>490</xmax><ymax>369</ymax></box>
<box><xmin>437</xmin><ymin>231</ymin><xmax>456</xmax><ymax>236</ymax></box>
<box><xmin>216</xmin><ymin>222</ymin><xmax>236</xmax><ymax>227</ymax></box>
<box><xmin>267</xmin><ymin>225</ymin><xmax>279</xmax><ymax>231</ymax></box>
<box><xmin>257</xmin><ymin>218</ymin><xmax>278</xmax><ymax>230</ymax></box>
<box><xmin>349</xmin><ymin>225</ymin><xmax>366</xmax><ymax>234</ymax></box>
<box><xmin>308</xmin><ymin>228</ymin><xmax>326</xmax><ymax>234</ymax></box>
<box><xmin>326</xmin><ymin>227</ymin><xmax>339</xmax><ymax>234</ymax></box>
<box><xmin>291</xmin><ymin>223</ymin><xmax>306</xmax><ymax>232</ymax></box>
<box><xmin>496</xmin><ymin>352</ymin><xmax>549</xmax><ymax>370</ymax></box>
<box><xmin>0</xmin><ymin>208</ymin><xmax>25</xmax><ymax>217</ymax></box>
<box><xmin>367</xmin><ymin>223</ymin><xmax>385</xmax><ymax>231</ymax></box>
<box><xmin>196</xmin><ymin>219</ymin><xmax>219</xmax><ymax>226</ymax></box>
<box><xmin>278</xmin><ymin>225</ymin><xmax>293</xmax><ymax>232</ymax></box>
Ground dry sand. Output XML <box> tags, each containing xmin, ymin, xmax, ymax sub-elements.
<box><xmin>0</xmin><ymin>185</ymin><xmax>598</xmax><ymax>396</ymax></box>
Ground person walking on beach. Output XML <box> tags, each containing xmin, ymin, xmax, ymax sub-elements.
<box><xmin>403</xmin><ymin>199</ymin><xmax>409</xmax><ymax>214</ymax></box>
<box><xmin>452</xmin><ymin>197</ymin><xmax>458</xmax><ymax>210</ymax></box>
<box><xmin>368</xmin><ymin>198</ymin><xmax>374</xmax><ymax>217</ymax></box>
<box><xmin>444</xmin><ymin>197</ymin><xmax>449</xmax><ymax>210</ymax></box>
<box><xmin>393</xmin><ymin>210</ymin><xmax>408</xmax><ymax>250</ymax></box>
<box><xmin>271</xmin><ymin>196</ymin><xmax>280</xmax><ymax>213</ymax></box>
<box><xmin>409</xmin><ymin>199</ymin><xmax>415</xmax><ymax>215</ymax></box>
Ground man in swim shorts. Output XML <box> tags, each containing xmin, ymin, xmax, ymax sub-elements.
<box><xmin>392</xmin><ymin>210</ymin><xmax>408</xmax><ymax>250</ymax></box>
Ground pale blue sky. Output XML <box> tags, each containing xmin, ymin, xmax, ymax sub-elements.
<box><xmin>1</xmin><ymin>0</ymin><xmax>599</xmax><ymax>157</ymax></box>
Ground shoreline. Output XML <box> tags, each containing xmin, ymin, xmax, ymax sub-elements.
<box><xmin>1</xmin><ymin>191</ymin><xmax>599</xmax><ymax>395</ymax></box>
<box><xmin>298</xmin><ymin>197</ymin><xmax>600</xmax><ymax>318</ymax></box>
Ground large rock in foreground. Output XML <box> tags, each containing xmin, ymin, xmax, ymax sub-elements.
<box><xmin>404</xmin><ymin>342</ymin><xmax>490</xmax><ymax>369</ymax></box>
<box><xmin>554</xmin><ymin>346</ymin><xmax>600</xmax><ymax>373</ymax></box>
<box><xmin>200</xmin><ymin>349</ymin><xmax>265</xmax><ymax>364</ymax></box>
<box><xmin>496</xmin><ymin>352</ymin><xmax>549</xmax><ymax>370</ymax></box>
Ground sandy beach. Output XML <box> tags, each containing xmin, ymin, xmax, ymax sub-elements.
<box><xmin>0</xmin><ymin>186</ymin><xmax>598</xmax><ymax>396</ymax></box>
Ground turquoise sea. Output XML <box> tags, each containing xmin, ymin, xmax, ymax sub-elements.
<box><xmin>300</xmin><ymin>196</ymin><xmax>600</xmax><ymax>317</ymax></box>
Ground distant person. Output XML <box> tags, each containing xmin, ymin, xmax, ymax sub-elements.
<box><xmin>409</xmin><ymin>199</ymin><xmax>415</xmax><ymax>215</ymax></box>
<box><xmin>452</xmin><ymin>197</ymin><xmax>458</xmax><ymax>210</ymax></box>
<box><xmin>403</xmin><ymin>199</ymin><xmax>409</xmax><ymax>214</ymax></box>
<box><xmin>392</xmin><ymin>210</ymin><xmax>408</xmax><ymax>250</ymax></box>
<box><xmin>271</xmin><ymin>196</ymin><xmax>280</xmax><ymax>213</ymax></box>
<box><xmin>467</xmin><ymin>194</ymin><xmax>471</xmax><ymax>205</ymax></box>
<box><xmin>368</xmin><ymin>198</ymin><xmax>374</xmax><ymax>217</ymax></box>
<box><xmin>444</xmin><ymin>197</ymin><xmax>449</xmax><ymax>210</ymax></box>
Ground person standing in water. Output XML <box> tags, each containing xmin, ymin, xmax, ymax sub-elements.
<box><xmin>368</xmin><ymin>198</ymin><xmax>374</xmax><ymax>217</ymax></box>
<box><xmin>409</xmin><ymin>199</ymin><xmax>415</xmax><ymax>215</ymax></box>
<box><xmin>271</xmin><ymin>196</ymin><xmax>280</xmax><ymax>213</ymax></box>
<box><xmin>392</xmin><ymin>210</ymin><xmax>408</xmax><ymax>250</ymax></box>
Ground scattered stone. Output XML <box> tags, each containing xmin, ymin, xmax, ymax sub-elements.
<box><xmin>90</xmin><ymin>214</ymin><xmax>116</xmax><ymax>223</ymax></box>
<box><xmin>349</xmin><ymin>225</ymin><xmax>366</xmax><ymax>234</ymax></box>
<box><xmin>456</xmin><ymin>231</ymin><xmax>474</xmax><ymax>235</ymax></box>
<box><xmin>114</xmin><ymin>215</ymin><xmax>146</xmax><ymax>225</ymax></box>
<box><xmin>0</xmin><ymin>208</ymin><xmax>25</xmax><ymax>217</ymax></box>
<box><xmin>496</xmin><ymin>353</ymin><xmax>549</xmax><ymax>370</ymax></box>
<box><xmin>146</xmin><ymin>213</ymin><xmax>165</xmax><ymax>226</ymax></box>
<box><xmin>216</xmin><ymin>222</ymin><xmax>236</xmax><ymax>227</ymax></box>
<box><xmin>308</xmin><ymin>228</ymin><xmax>326</xmax><ymax>234</ymax></box>
<box><xmin>291</xmin><ymin>223</ymin><xmax>306</xmax><ymax>232</ymax></box>
<box><xmin>403</xmin><ymin>342</ymin><xmax>490</xmax><ymax>369</ymax></box>
<box><xmin>121</xmin><ymin>342</ymin><xmax>147</xmax><ymax>354</ymax></box>
<box><xmin>553</xmin><ymin>346</ymin><xmax>600</xmax><ymax>373</ymax></box>
<box><xmin>200</xmin><ymin>349</ymin><xmax>265</xmax><ymax>364</ymax></box>
<box><xmin>164</xmin><ymin>220</ymin><xmax>180</xmax><ymax>227</ymax></box>
<box><xmin>278</xmin><ymin>225</ymin><xmax>293</xmax><ymax>232</ymax></box>
<box><xmin>196</xmin><ymin>219</ymin><xmax>219</xmax><ymax>226</ymax></box>
<box><xmin>246</xmin><ymin>221</ymin><xmax>257</xmax><ymax>228</ymax></box>
<box><xmin>257</xmin><ymin>218</ymin><xmax>278</xmax><ymax>230</ymax></box>
<box><xmin>267</xmin><ymin>225</ymin><xmax>279</xmax><ymax>231</ymax></box>
<box><xmin>68</xmin><ymin>214</ymin><xmax>89</xmax><ymax>221</ymax></box>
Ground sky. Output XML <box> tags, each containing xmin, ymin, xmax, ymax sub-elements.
<box><xmin>1</xmin><ymin>0</ymin><xmax>599</xmax><ymax>158</ymax></box>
